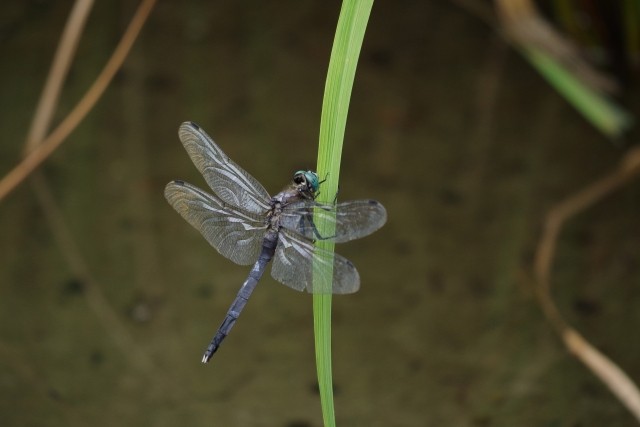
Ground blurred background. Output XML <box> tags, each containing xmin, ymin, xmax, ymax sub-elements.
<box><xmin>1</xmin><ymin>1</ymin><xmax>640</xmax><ymax>426</ymax></box>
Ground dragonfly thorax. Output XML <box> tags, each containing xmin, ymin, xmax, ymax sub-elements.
<box><xmin>266</xmin><ymin>172</ymin><xmax>318</xmax><ymax>231</ymax></box>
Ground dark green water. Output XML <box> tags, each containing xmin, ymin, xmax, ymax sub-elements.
<box><xmin>1</xmin><ymin>1</ymin><xmax>639</xmax><ymax>426</ymax></box>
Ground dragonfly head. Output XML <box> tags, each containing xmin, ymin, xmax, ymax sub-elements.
<box><xmin>293</xmin><ymin>170</ymin><xmax>320</xmax><ymax>197</ymax></box>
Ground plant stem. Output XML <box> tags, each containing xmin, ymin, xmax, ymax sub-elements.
<box><xmin>313</xmin><ymin>1</ymin><xmax>373</xmax><ymax>426</ymax></box>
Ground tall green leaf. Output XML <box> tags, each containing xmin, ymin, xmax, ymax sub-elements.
<box><xmin>313</xmin><ymin>1</ymin><xmax>373</xmax><ymax>426</ymax></box>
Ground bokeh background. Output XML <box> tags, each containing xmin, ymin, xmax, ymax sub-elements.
<box><xmin>1</xmin><ymin>1</ymin><xmax>640</xmax><ymax>426</ymax></box>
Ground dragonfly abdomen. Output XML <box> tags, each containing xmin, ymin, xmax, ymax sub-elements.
<box><xmin>201</xmin><ymin>233</ymin><xmax>278</xmax><ymax>363</ymax></box>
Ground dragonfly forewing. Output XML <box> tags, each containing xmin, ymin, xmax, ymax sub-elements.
<box><xmin>280</xmin><ymin>199</ymin><xmax>387</xmax><ymax>243</ymax></box>
<box><xmin>271</xmin><ymin>229</ymin><xmax>360</xmax><ymax>294</ymax></box>
<box><xmin>165</xmin><ymin>180</ymin><xmax>266</xmax><ymax>266</ymax></box>
<box><xmin>178</xmin><ymin>122</ymin><xmax>271</xmax><ymax>214</ymax></box>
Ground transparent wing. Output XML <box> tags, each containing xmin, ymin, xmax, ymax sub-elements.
<box><xmin>178</xmin><ymin>121</ymin><xmax>271</xmax><ymax>214</ymax></box>
<box><xmin>280</xmin><ymin>199</ymin><xmax>387</xmax><ymax>243</ymax></box>
<box><xmin>165</xmin><ymin>180</ymin><xmax>266</xmax><ymax>265</ymax></box>
<box><xmin>270</xmin><ymin>229</ymin><xmax>360</xmax><ymax>294</ymax></box>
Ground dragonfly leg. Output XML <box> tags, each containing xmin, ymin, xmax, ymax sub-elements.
<box><xmin>318</xmin><ymin>173</ymin><xmax>329</xmax><ymax>186</ymax></box>
<box><xmin>299</xmin><ymin>213</ymin><xmax>336</xmax><ymax>241</ymax></box>
<box><xmin>315</xmin><ymin>184</ymin><xmax>339</xmax><ymax>205</ymax></box>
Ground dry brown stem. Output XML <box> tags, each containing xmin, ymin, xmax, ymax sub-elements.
<box><xmin>533</xmin><ymin>148</ymin><xmax>640</xmax><ymax>421</ymax></box>
<box><xmin>0</xmin><ymin>0</ymin><xmax>157</xmax><ymax>202</ymax></box>
<box><xmin>14</xmin><ymin>0</ymin><xmax>158</xmax><ymax>371</ymax></box>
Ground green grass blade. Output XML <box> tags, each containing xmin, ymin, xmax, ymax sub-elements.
<box><xmin>521</xmin><ymin>46</ymin><xmax>633</xmax><ymax>139</ymax></box>
<box><xmin>313</xmin><ymin>1</ymin><xmax>373</xmax><ymax>426</ymax></box>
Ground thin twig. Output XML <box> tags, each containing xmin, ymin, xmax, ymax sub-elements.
<box><xmin>451</xmin><ymin>0</ymin><xmax>640</xmax><ymax>418</ymax></box>
<box><xmin>24</xmin><ymin>0</ymin><xmax>95</xmax><ymax>152</ymax></box>
<box><xmin>533</xmin><ymin>148</ymin><xmax>640</xmax><ymax>421</ymax></box>
<box><xmin>0</xmin><ymin>0</ymin><xmax>157</xmax><ymax>202</ymax></box>
<box><xmin>19</xmin><ymin>0</ymin><xmax>157</xmax><ymax>372</ymax></box>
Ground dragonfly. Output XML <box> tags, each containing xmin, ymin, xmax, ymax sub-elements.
<box><xmin>165</xmin><ymin>121</ymin><xmax>387</xmax><ymax>363</ymax></box>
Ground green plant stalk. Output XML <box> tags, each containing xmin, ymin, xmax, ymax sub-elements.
<box><xmin>521</xmin><ymin>46</ymin><xmax>633</xmax><ymax>139</ymax></box>
<box><xmin>313</xmin><ymin>1</ymin><xmax>373</xmax><ymax>426</ymax></box>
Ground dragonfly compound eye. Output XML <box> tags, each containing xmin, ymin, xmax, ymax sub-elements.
<box><xmin>293</xmin><ymin>170</ymin><xmax>319</xmax><ymax>193</ymax></box>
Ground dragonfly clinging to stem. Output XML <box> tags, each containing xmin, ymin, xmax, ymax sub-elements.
<box><xmin>165</xmin><ymin>121</ymin><xmax>387</xmax><ymax>363</ymax></box>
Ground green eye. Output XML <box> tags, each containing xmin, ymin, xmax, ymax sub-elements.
<box><xmin>294</xmin><ymin>170</ymin><xmax>320</xmax><ymax>192</ymax></box>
